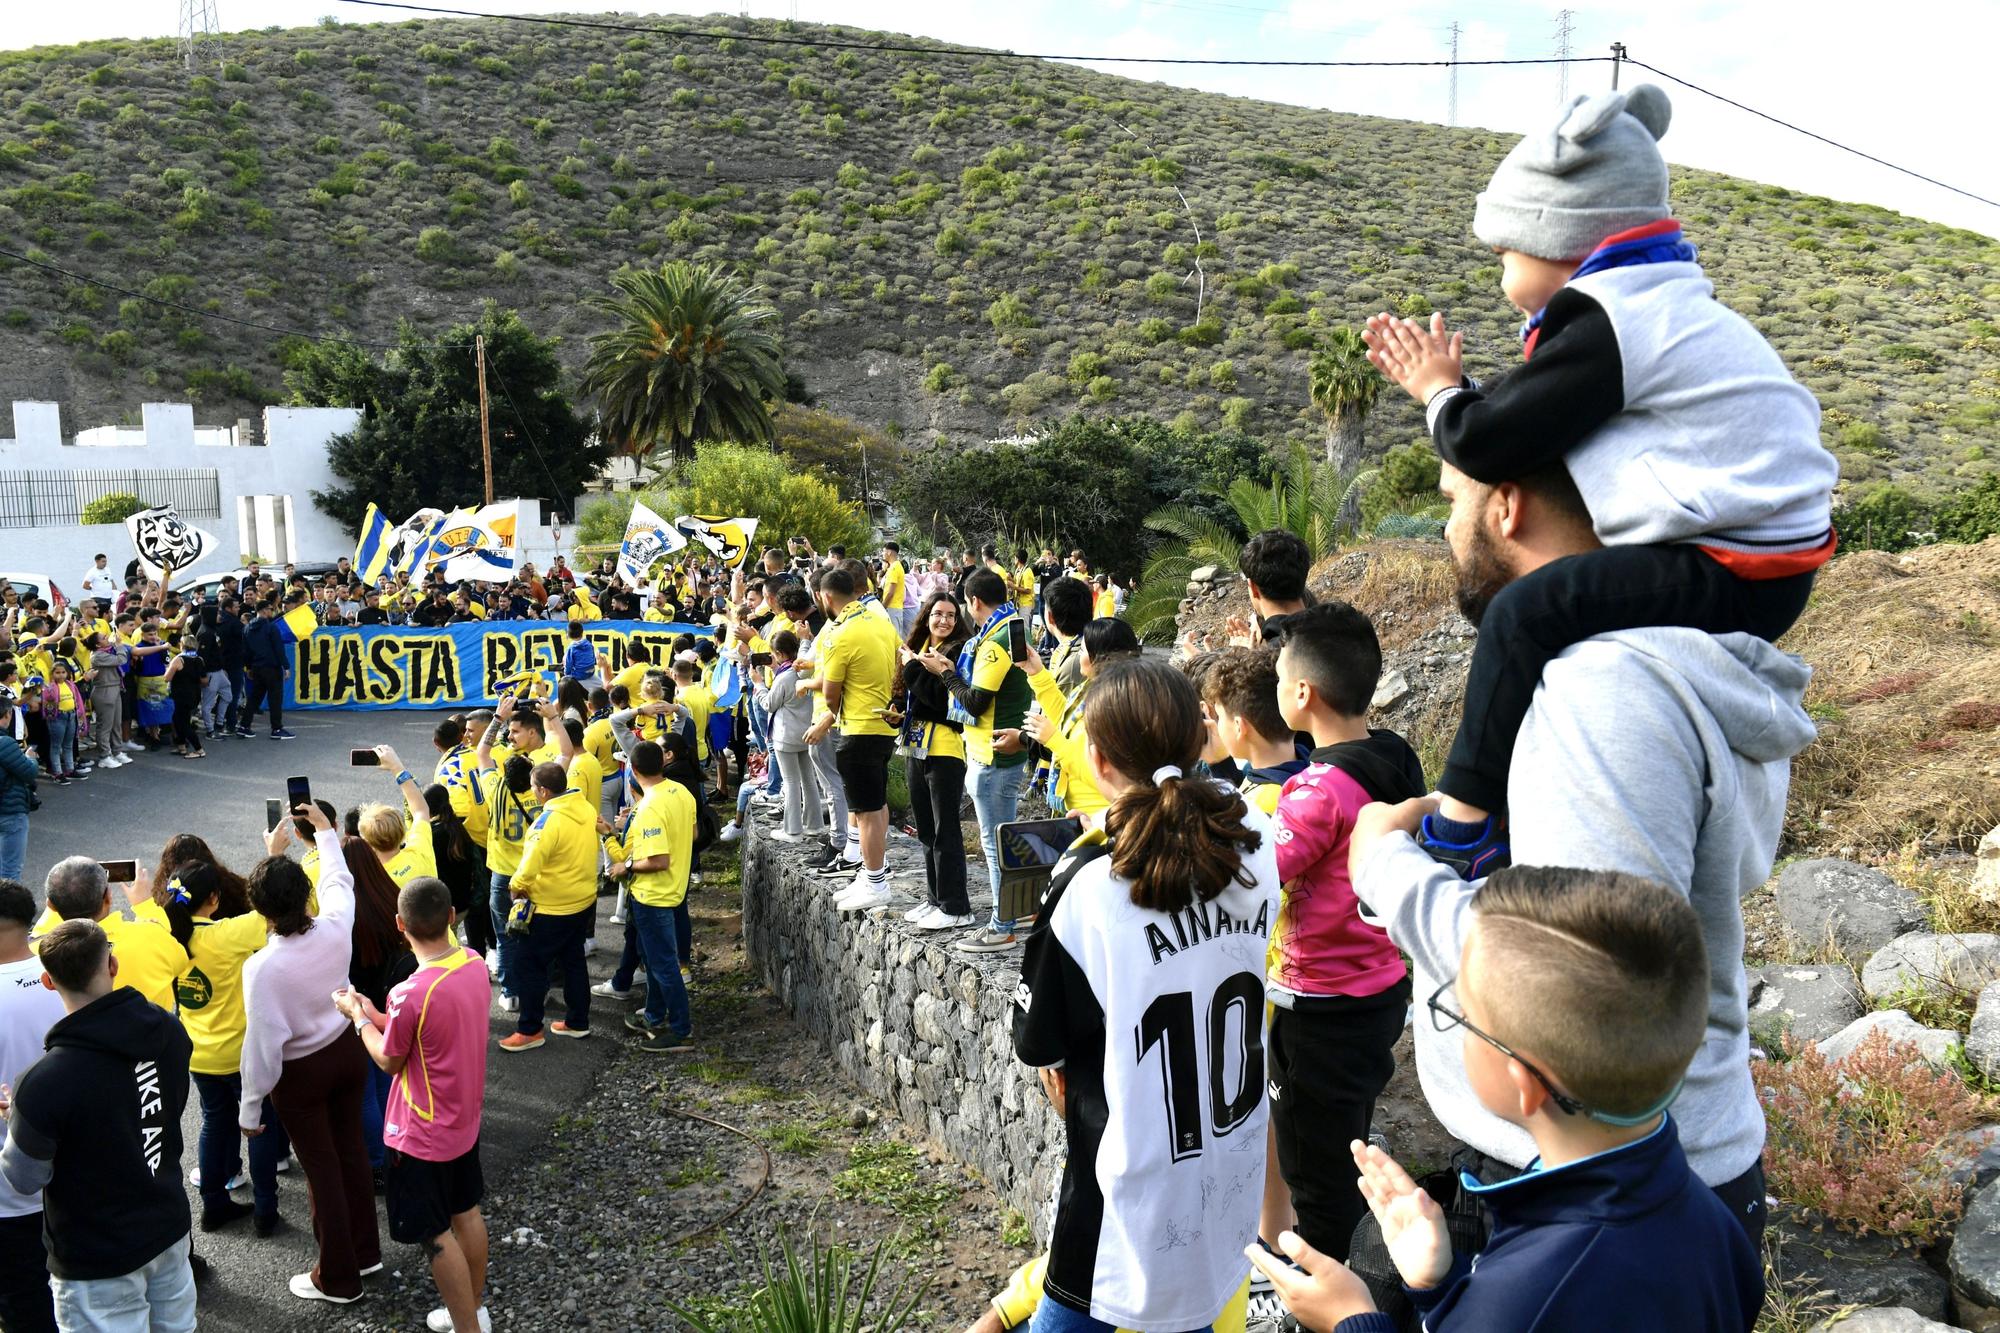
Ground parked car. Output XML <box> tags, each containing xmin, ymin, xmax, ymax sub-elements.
<box><xmin>0</xmin><ymin>572</ymin><xmax>69</xmax><ymax>611</ymax></box>
<box><xmin>176</xmin><ymin>561</ymin><xmax>342</xmax><ymax>602</ymax></box>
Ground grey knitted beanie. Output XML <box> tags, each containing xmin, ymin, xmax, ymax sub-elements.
<box><xmin>1474</xmin><ymin>84</ymin><xmax>1673</xmax><ymax>261</ymax></box>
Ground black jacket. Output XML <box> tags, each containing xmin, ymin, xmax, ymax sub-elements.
<box><xmin>1309</xmin><ymin>729</ymin><xmax>1428</xmax><ymax>804</ymax></box>
<box><xmin>0</xmin><ymin>988</ymin><xmax>193</xmax><ymax>1279</ymax></box>
<box><xmin>214</xmin><ymin>614</ymin><xmax>246</xmax><ymax>671</ymax></box>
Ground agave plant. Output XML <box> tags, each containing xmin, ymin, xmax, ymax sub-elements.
<box><xmin>580</xmin><ymin>259</ymin><xmax>788</xmax><ymax>464</ymax></box>
<box><xmin>1124</xmin><ymin>446</ymin><xmax>1372</xmax><ymax>642</ymax></box>
<box><xmin>671</xmin><ymin>1227</ymin><xmax>928</xmax><ymax>1333</ymax></box>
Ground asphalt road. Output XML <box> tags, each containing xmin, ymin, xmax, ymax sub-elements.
<box><xmin>20</xmin><ymin>707</ymin><xmax>627</xmax><ymax>1331</ymax></box>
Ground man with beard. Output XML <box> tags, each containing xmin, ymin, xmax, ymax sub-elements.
<box><xmin>1345</xmin><ymin>460</ymin><xmax>1813</xmax><ymax>1266</ymax></box>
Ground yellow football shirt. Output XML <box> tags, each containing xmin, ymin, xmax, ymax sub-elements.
<box><xmin>820</xmin><ymin>601</ymin><xmax>898</xmax><ymax>738</ymax></box>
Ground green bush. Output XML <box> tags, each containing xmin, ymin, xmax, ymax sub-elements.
<box><xmin>80</xmin><ymin>492</ymin><xmax>146</xmax><ymax>525</ymax></box>
<box><xmin>414</xmin><ymin>226</ymin><xmax>455</xmax><ymax>262</ymax></box>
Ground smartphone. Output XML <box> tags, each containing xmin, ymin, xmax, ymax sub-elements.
<box><xmin>750</xmin><ymin>652</ymin><xmax>772</xmax><ymax>667</ymax></box>
<box><xmin>99</xmin><ymin>859</ymin><xmax>137</xmax><ymax>884</ymax></box>
<box><xmin>265</xmin><ymin>798</ymin><xmax>283</xmax><ymax>833</ymax></box>
<box><xmin>1008</xmin><ymin>619</ymin><xmax>1028</xmax><ymax>663</ymax></box>
<box><xmin>285</xmin><ymin>775</ymin><xmax>312</xmax><ymax>836</ymax></box>
<box><xmin>994</xmin><ymin>815</ymin><xmax>1083</xmax><ymax>924</ymax></box>
<box><xmin>349</xmin><ymin>748</ymin><xmax>379</xmax><ymax>767</ymax></box>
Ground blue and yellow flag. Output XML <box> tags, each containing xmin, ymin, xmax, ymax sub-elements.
<box><xmin>353</xmin><ymin>504</ymin><xmax>394</xmax><ymax>588</ymax></box>
<box><xmin>278</xmin><ymin>604</ymin><xmax>319</xmax><ymax>644</ymax></box>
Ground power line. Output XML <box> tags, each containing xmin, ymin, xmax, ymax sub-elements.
<box><xmin>329</xmin><ymin>0</ymin><xmax>1605</xmax><ymax>68</ymax></box>
<box><xmin>0</xmin><ymin>243</ymin><xmax>468</xmax><ymax>349</ymax></box>
<box><xmin>1626</xmin><ymin>58</ymin><xmax>2000</xmax><ymax>212</ymax></box>
<box><xmin>480</xmin><ymin>346</ymin><xmax>576</xmax><ymax>520</ymax></box>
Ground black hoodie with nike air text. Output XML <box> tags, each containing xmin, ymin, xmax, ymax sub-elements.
<box><xmin>0</xmin><ymin>987</ymin><xmax>193</xmax><ymax>1279</ymax></box>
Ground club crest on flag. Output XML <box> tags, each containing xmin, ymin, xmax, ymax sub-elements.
<box><xmin>126</xmin><ymin>504</ymin><xmax>218</xmax><ymax>581</ymax></box>
<box><xmin>673</xmin><ymin>515</ymin><xmax>760</xmax><ymax>570</ymax></box>
<box><xmin>618</xmin><ymin>501</ymin><xmax>687</xmax><ymax>588</ymax></box>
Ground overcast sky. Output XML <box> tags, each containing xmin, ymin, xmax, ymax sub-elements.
<box><xmin>10</xmin><ymin>1</ymin><xmax>1995</xmax><ymax>239</ymax></box>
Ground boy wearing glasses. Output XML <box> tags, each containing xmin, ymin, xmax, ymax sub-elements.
<box><xmin>1247</xmin><ymin>865</ymin><xmax>1762</xmax><ymax>1332</ymax></box>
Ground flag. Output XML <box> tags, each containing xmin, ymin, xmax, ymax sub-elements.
<box><xmin>125</xmin><ymin>504</ymin><xmax>218</xmax><ymax>581</ymax></box>
<box><xmin>618</xmin><ymin>501</ymin><xmax>687</xmax><ymax>588</ymax></box>
<box><xmin>673</xmin><ymin>515</ymin><xmax>760</xmax><ymax>570</ymax></box>
<box><xmin>447</xmin><ymin>499</ymin><xmax>523</xmax><ymax>582</ymax></box>
<box><xmin>278</xmin><ymin>603</ymin><xmax>319</xmax><ymax>643</ymax></box>
<box><xmin>710</xmin><ymin>654</ymin><xmax>743</xmax><ymax>709</ymax></box>
<box><xmin>389</xmin><ymin>508</ymin><xmax>447</xmax><ymax>577</ymax></box>
<box><xmin>352</xmin><ymin>503</ymin><xmax>395</xmax><ymax>587</ymax></box>
<box><xmin>430</xmin><ymin>507</ymin><xmax>514</xmax><ymax>583</ymax></box>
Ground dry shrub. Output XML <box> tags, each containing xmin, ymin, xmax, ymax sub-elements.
<box><xmin>1784</xmin><ymin>536</ymin><xmax>2000</xmax><ymax>854</ymax></box>
<box><xmin>1309</xmin><ymin>539</ymin><xmax>1458</xmax><ymax>652</ymax></box>
<box><xmin>1945</xmin><ymin>699</ymin><xmax>2000</xmax><ymax>731</ymax></box>
<box><xmin>1754</xmin><ymin>1028</ymin><xmax>1988</xmax><ymax>1245</ymax></box>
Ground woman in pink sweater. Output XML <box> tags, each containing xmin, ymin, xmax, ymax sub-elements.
<box><xmin>239</xmin><ymin>803</ymin><xmax>383</xmax><ymax>1305</ymax></box>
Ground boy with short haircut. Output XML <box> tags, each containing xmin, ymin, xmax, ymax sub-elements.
<box><xmin>1202</xmin><ymin>647</ymin><xmax>1305</xmax><ymax>817</ymax></box>
<box><xmin>1266</xmin><ymin>603</ymin><xmax>1427</xmax><ymax>1264</ymax></box>
<box><xmin>673</xmin><ymin>660</ymin><xmax>715</xmax><ymax>766</ymax></box>
<box><xmin>336</xmin><ymin>878</ymin><xmax>494</xmax><ymax>1333</ymax></box>
<box><xmin>1248</xmin><ymin>865</ymin><xmax>1763</xmax><ymax>1333</ymax></box>
<box><xmin>1362</xmin><ymin>83</ymin><xmax>1837</xmax><ymax>878</ymax></box>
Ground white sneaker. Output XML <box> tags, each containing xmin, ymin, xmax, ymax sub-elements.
<box><xmin>769</xmin><ymin>830</ymin><xmax>801</xmax><ymax>843</ymax></box>
<box><xmin>836</xmin><ymin>882</ymin><xmax>891</xmax><ymax>912</ymax></box>
<box><xmin>913</xmin><ymin>907</ymin><xmax>978</xmax><ymax>931</ymax></box>
<box><xmin>497</xmin><ymin>995</ymin><xmax>520</xmax><ymax>1014</ymax></box>
<box><xmin>719</xmin><ymin>823</ymin><xmax>744</xmax><ymax>844</ymax></box>
<box><xmin>902</xmin><ymin>902</ymin><xmax>932</xmax><ymax>922</ymax></box>
<box><xmin>121</xmin><ymin>741</ymin><xmax>143</xmax><ymax>753</ymax></box>
<box><xmin>582</xmin><ymin>938</ymin><xmax>599</xmax><ymax>957</ymax></box>
<box><xmin>427</xmin><ymin>1306</ymin><xmax>493</xmax><ymax>1333</ymax></box>
<box><xmin>187</xmin><ymin>1165</ymin><xmax>249</xmax><ymax>1191</ymax></box>
<box><xmin>288</xmin><ymin>1272</ymin><xmax>360</xmax><ymax>1304</ymax></box>
<box><xmin>591</xmin><ymin>980</ymin><xmax>636</xmax><ymax>1000</ymax></box>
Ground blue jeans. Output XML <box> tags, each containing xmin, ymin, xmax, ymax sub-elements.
<box><xmin>357</xmin><ymin>1060</ymin><xmax>394</xmax><ymax>1170</ymax></box>
<box><xmin>51</xmin><ymin>1231</ymin><xmax>196</xmax><ymax>1333</ymax></box>
<box><xmin>1028</xmin><ymin>1297</ymin><xmax>1209</xmax><ymax>1333</ymax></box>
<box><xmin>191</xmin><ymin>1071</ymin><xmax>287</xmax><ymax>1218</ymax></box>
<box><xmin>489</xmin><ymin>873</ymin><xmax>516</xmax><ymax>996</ymax></box>
<box><xmin>631</xmin><ymin>900</ymin><xmax>692</xmax><ymax>1036</ymax></box>
<box><xmin>513</xmin><ymin>906</ymin><xmax>592</xmax><ymax>1036</ymax></box>
<box><xmin>969</xmin><ymin>758</ymin><xmax>1032</xmax><ymax>930</ymax></box>
<box><xmin>0</xmin><ymin>812</ymin><xmax>26</xmax><ymax>883</ymax></box>
<box><xmin>46</xmin><ymin>713</ymin><xmax>77</xmax><ymax>775</ymax></box>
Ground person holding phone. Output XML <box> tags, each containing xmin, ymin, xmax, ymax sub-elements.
<box><xmin>896</xmin><ymin>593</ymin><xmax>973</xmax><ymax>930</ymax></box>
<box><xmin>240</xmin><ymin>802</ymin><xmax>384</xmax><ymax>1304</ymax></box>
<box><xmin>34</xmin><ymin>859</ymin><xmax>188</xmax><ymax>1011</ymax></box>
<box><xmin>913</xmin><ymin>568</ymin><xmax>1034</xmax><ymax>953</ymax></box>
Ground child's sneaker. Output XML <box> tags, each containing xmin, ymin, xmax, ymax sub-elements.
<box><xmin>1419</xmin><ymin>812</ymin><xmax>1511</xmax><ymax>880</ymax></box>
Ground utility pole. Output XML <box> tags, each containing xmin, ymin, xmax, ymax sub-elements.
<box><xmin>475</xmin><ymin>335</ymin><xmax>494</xmax><ymax>506</ymax></box>
<box><xmin>1447</xmin><ymin>21</ymin><xmax>1461</xmax><ymax>127</ymax></box>
<box><xmin>1610</xmin><ymin>41</ymin><xmax>1627</xmax><ymax>90</ymax></box>
<box><xmin>858</xmin><ymin>440</ymin><xmax>872</xmax><ymax>529</ymax></box>
<box><xmin>1553</xmin><ymin>9</ymin><xmax>1574</xmax><ymax>104</ymax></box>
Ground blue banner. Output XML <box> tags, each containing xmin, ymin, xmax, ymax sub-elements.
<box><xmin>282</xmin><ymin>619</ymin><xmax>712</xmax><ymax>711</ymax></box>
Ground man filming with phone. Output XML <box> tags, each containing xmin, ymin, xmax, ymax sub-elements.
<box><xmin>35</xmin><ymin>858</ymin><xmax>188</xmax><ymax>1011</ymax></box>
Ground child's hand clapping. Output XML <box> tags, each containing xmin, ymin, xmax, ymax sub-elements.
<box><xmin>1363</xmin><ymin>311</ymin><xmax>1465</xmax><ymax>406</ymax></box>
<box><xmin>1353</xmin><ymin>1138</ymin><xmax>1453</xmax><ymax>1290</ymax></box>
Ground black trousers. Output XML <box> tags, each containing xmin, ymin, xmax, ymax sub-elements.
<box><xmin>1268</xmin><ymin>982</ymin><xmax>1410</xmax><ymax>1262</ymax></box>
<box><xmin>0</xmin><ymin>1209</ymin><xmax>56</xmax><ymax>1333</ymax></box>
<box><xmin>1443</xmin><ymin>544</ymin><xmax>1817</xmax><ymax>813</ymax></box>
<box><xmin>906</xmin><ymin>754</ymin><xmax>969</xmax><ymax>916</ymax></box>
<box><xmin>243</xmin><ymin>666</ymin><xmax>285</xmax><ymax>731</ymax></box>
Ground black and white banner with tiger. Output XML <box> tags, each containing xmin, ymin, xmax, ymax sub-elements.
<box><xmin>124</xmin><ymin>504</ymin><xmax>219</xmax><ymax>581</ymax></box>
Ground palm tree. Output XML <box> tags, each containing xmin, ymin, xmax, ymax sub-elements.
<box><xmin>1308</xmin><ymin>326</ymin><xmax>1383</xmax><ymax>472</ymax></box>
<box><xmin>580</xmin><ymin>261</ymin><xmax>787</xmax><ymax>463</ymax></box>
<box><xmin>1124</xmin><ymin>447</ymin><xmax>1372</xmax><ymax>642</ymax></box>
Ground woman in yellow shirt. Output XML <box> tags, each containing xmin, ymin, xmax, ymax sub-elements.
<box><xmin>158</xmin><ymin>859</ymin><xmax>293</xmax><ymax>1232</ymax></box>
<box><xmin>1016</xmin><ymin>617</ymin><xmax>1142</xmax><ymax>824</ymax></box>
<box><xmin>893</xmin><ymin>592</ymin><xmax>972</xmax><ymax>929</ymax></box>
<box><xmin>40</xmin><ymin>658</ymin><xmax>87</xmax><ymax>783</ymax></box>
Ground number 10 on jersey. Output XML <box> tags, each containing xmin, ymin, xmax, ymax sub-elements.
<box><xmin>1135</xmin><ymin>972</ymin><xmax>1266</xmax><ymax>1160</ymax></box>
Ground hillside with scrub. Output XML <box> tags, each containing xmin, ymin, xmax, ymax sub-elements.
<box><xmin>0</xmin><ymin>12</ymin><xmax>1995</xmax><ymax>503</ymax></box>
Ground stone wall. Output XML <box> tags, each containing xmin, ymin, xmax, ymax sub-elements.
<box><xmin>741</xmin><ymin>820</ymin><xmax>1064</xmax><ymax>1225</ymax></box>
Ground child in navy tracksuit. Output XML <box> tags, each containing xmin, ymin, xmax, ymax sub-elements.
<box><xmin>1362</xmin><ymin>83</ymin><xmax>1839</xmax><ymax>878</ymax></box>
<box><xmin>1247</xmin><ymin>864</ymin><xmax>1763</xmax><ymax>1332</ymax></box>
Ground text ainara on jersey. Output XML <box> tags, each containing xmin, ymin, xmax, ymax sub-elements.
<box><xmin>1144</xmin><ymin>898</ymin><xmax>1272</xmax><ymax>966</ymax></box>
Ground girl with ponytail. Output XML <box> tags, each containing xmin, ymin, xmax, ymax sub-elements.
<box><xmin>1011</xmin><ymin>655</ymin><xmax>1281</xmax><ymax>1332</ymax></box>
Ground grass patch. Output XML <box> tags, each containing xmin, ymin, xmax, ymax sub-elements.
<box><xmin>665</xmin><ymin>1151</ymin><xmax>724</xmax><ymax>1188</ymax></box>
<box><xmin>762</xmin><ymin>1121</ymin><xmax>829</xmax><ymax>1155</ymax></box>
<box><xmin>832</xmin><ymin>1140</ymin><xmax>961</xmax><ymax>1234</ymax></box>
<box><xmin>1000</xmin><ymin>1207</ymin><xmax>1032</xmax><ymax>1247</ymax></box>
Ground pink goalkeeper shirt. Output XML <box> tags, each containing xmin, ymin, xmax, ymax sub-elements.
<box><xmin>380</xmin><ymin>945</ymin><xmax>491</xmax><ymax>1162</ymax></box>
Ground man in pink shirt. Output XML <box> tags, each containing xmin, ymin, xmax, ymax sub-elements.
<box><xmin>336</xmin><ymin>878</ymin><xmax>492</xmax><ymax>1333</ymax></box>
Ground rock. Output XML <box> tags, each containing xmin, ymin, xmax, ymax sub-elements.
<box><xmin>1809</xmin><ymin>1309</ymin><xmax>1970</xmax><ymax>1332</ymax></box>
<box><xmin>1954</xmin><ymin>1180</ymin><xmax>2000</xmax><ymax>1317</ymax></box>
<box><xmin>1817</xmin><ymin>1010</ymin><xmax>1958</xmax><ymax>1069</ymax></box>
<box><xmin>1777</xmin><ymin>858</ymin><xmax>1928</xmax><ymax>959</ymax></box>
<box><xmin>1862</xmin><ymin>933</ymin><xmax>2000</xmax><ymax>1002</ymax></box>
<box><xmin>1371</xmin><ymin>670</ymin><xmax>1410</xmax><ymax>711</ymax></box>
<box><xmin>1977</xmin><ymin>823</ymin><xmax>2000</xmax><ymax>904</ymax></box>
<box><xmin>1966</xmin><ymin>982</ymin><xmax>2000</xmax><ymax>1081</ymax></box>
<box><xmin>1772</xmin><ymin>1208</ymin><xmax>1950</xmax><ymax>1323</ymax></box>
<box><xmin>1189</xmin><ymin>565</ymin><xmax>1220</xmax><ymax>583</ymax></box>
<box><xmin>1749</xmin><ymin>963</ymin><xmax>1867</xmax><ymax>1044</ymax></box>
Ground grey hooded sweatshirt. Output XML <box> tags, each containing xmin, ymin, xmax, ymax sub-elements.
<box><xmin>1353</xmin><ymin>628</ymin><xmax>1816</xmax><ymax>1186</ymax></box>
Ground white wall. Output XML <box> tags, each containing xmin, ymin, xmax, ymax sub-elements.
<box><xmin>0</xmin><ymin>400</ymin><xmax>359</xmax><ymax>582</ymax></box>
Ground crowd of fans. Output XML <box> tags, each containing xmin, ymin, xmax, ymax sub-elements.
<box><xmin>0</xmin><ymin>83</ymin><xmax>1845</xmax><ymax>1333</ymax></box>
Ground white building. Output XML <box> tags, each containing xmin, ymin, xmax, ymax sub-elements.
<box><xmin>0</xmin><ymin>400</ymin><xmax>585</xmax><ymax>589</ymax></box>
